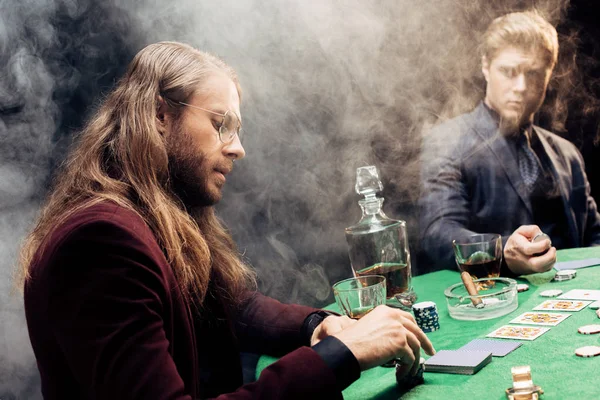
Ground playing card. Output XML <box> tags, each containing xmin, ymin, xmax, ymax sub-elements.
<box><xmin>486</xmin><ymin>325</ymin><xmax>550</xmax><ymax>341</ymax></box>
<box><xmin>459</xmin><ymin>338</ymin><xmax>522</xmax><ymax>357</ymax></box>
<box><xmin>509</xmin><ymin>312</ymin><xmax>570</xmax><ymax>326</ymax></box>
<box><xmin>558</xmin><ymin>289</ymin><xmax>600</xmax><ymax>301</ymax></box>
<box><xmin>533</xmin><ymin>299</ymin><xmax>592</xmax><ymax>312</ymax></box>
<box><xmin>554</xmin><ymin>258</ymin><xmax>600</xmax><ymax>271</ymax></box>
<box><xmin>423</xmin><ymin>350</ymin><xmax>492</xmax><ymax>375</ymax></box>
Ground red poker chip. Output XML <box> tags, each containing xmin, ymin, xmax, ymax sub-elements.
<box><xmin>575</xmin><ymin>346</ymin><xmax>600</xmax><ymax>357</ymax></box>
<box><xmin>517</xmin><ymin>284</ymin><xmax>529</xmax><ymax>293</ymax></box>
<box><xmin>578</xmin><ymin>325</ymin><xmax>600</xmax><ymax>335</ymax></box>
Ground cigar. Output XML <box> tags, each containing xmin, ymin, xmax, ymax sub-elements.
<box><xmin>460</xmin><ymin>271</ymin><xmax>484</xmax><ymax>308</ymax></box>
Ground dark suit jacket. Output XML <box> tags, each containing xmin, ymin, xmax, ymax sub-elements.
<box><xmin>24</xmin><ymin>202</ymin><xmax>352</xmax><ymax>399</ymax></box>
<box><xmin>418</xmin><ymin>102</ymin><xmax>600</xmax><ymax>273</ymax></box>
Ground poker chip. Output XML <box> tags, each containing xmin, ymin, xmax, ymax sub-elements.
<box><xmin>578</xmin><ymin>325</ymin><xmax>600</xmax><ymax>335</ymax></box>
<box><xmin>395</xmin><ymin>357</ymin><xmax>425</xmax><ymax>390</ymax></box>
<box><xmin>412</xmin><ymin>301</ymin><xmax>440</xmax><ymax>333</ymax></box>
<box><xmin>413</xmin><ymin>301</ymin><xmax>436</xmax><ymax>310</ymax></box>
<box><xmin>531</xmin><ymin>233</ymin><xmax>551</xmax><ymax>257</ymax></box>
<box><xmin>575</xmin><ymin>346</ymin><xmax>600</xmax><ymax>358</ymax></box>
<box><xmin>395</xmin><ymin>356</ymin><xmax>425</xmax><ymax>368</ymax></box>
<box><xmin>517</xmin><ymin>284</ymin><xmax>529</xmax><ymax>293</ymax></box>
<box><xmin>553</xmin><ymin>270</ymin><xmax>577</xmax><ymax>281</ymax></box>
<box><xmin>532</xmin><ymin>232</ymin><xmax>551</xmax><ymax>243</ymax></box>
<box><xmin>589</xmin><ymin>301</ymin><xmax>600</xmax><ymax>310</ymax></box>
<box><xmin>596</xmin><ymin>309</ymin><xmax>600</xmax><ymax>319</ymax></box>
<box><xmin>540</xmin><ymin>289</ymin><xmax>563</xmax><ymax>297</ymax></box>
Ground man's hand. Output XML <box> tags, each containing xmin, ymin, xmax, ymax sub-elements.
<box><xmin>332</xmin><ymin>305</ymin><xmax>435</xmax><ymax>378</ymax></box>
<box><xmin>504</xmin><ymin>225</ymin><xmax>556</xmax><ymax>275</ymax></box>
<box><xmin>310</xmin><ymin>314</ymin><xmax>355</xmax><ymax>346</ymax></box>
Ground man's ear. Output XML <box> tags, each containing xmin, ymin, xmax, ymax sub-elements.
<box><xmin>481</xmin><ymin>56</ymin><xmax>490</xmax><ymax>82</ymax></box>
<box><xmin>156</xmin><ymin>95</ymin><xmax>171</xmax><ymax>135</ymax></box>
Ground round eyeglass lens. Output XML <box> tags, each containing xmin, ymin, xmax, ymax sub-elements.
<box><xmin>221</xmin><ymin>111</ymin><xmax>241</xmax><ymax>142</ymax></box>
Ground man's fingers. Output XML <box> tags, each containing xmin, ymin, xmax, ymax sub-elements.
<box><xmin>405</xmin><ymin>330</ymin><xmax>422</xmax><ymax>376</ymax></box>
<box><xmin>395</xmin><ymin>340</ymin><xmax>416</xmax><ymax>378</ymax></box>
<box><xmin>395</xmin><ymin>360</ymin><xmax>411</xmax><ymax>379</ymax></box>
<box><xmin>531</xmin><ymin>247</ymin><xmax>557</xmax><ymax>272</ymax></box>
<box><xmin>523</xmin><ymin>239</ymin><xmax>551</xmax><ymax>256</ymax></box>
<box><xmin>400</xmin><ymin>316</ymin><xmax>436</xmax><ymax>356</ymax></box>
<box><xmin>514</xmin><ymin>224</ymin><xmax>541</xmax><ymax>238</ymax></box>
<box><xmin>507</xmin><ymin>233</ymin><xmax>536</xmax><ymax>256</ymax></box>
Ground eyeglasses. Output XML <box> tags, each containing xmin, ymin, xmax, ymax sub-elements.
<box><xmin>177</xmin><ymin>101</ymin><xmax>242</xmax><ymax>143</ymax></box>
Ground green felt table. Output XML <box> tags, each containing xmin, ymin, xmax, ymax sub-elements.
<box><xmin>256</xmin><ymin>247</ymin><xmax>600</xmax><ymax>399</ymax></box>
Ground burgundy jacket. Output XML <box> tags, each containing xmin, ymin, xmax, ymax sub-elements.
<box><xmin>25</xmin><ymin>202</ymin><xmax>357</xmax><ymax>399</ymax></box>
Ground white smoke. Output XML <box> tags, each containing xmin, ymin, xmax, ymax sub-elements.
<box><xmin>1</xmin><ymin>0</ymin><xmax>593</xmax><ymax>397</ymax></box>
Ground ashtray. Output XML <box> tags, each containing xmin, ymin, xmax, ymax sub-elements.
<box><xmin>444</xmin><ymin>277</ymin><xmax>518</xmax><ymax>321</ymax></box>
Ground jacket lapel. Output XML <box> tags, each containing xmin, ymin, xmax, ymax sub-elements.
<box><xmin>471</xmin><ymin>103</ymin><xmax>533</xmax><ymax>216</ymax></box>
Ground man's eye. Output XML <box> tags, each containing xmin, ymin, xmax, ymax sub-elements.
<box><xmin>500</xmin><ymin>67</ymin><xmax>516</xmax><ymax>78</ymax></box>
<box><xmin>212</xmin><ymin>119</ymin><xmax>223</xmax><ymax>131</ymax></box>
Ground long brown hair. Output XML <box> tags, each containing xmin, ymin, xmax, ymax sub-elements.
<box><xmin>18</xmin><ymin>41</ymin><xmax>255</xmax><ymax>307</ymax></box>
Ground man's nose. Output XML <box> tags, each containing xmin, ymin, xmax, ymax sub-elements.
<box><xmin>223</xmin><ymin>133</ymin><xmax>245</xmax><ymax>160</ymax></box>
<box><xmin>514</xmin><ymin>73</ymin><xmax>527</xmax><ymax>92</ymax></box>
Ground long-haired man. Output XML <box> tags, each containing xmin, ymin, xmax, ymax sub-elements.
<box><xmin>20</xmin><ymin>41</ymin><xmax>434</xmax><ymax>399</ymax></box>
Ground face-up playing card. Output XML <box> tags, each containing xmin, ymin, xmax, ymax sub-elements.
<box><xmin>558</xmin><ymin>289</ymin><xmax>600</xmax><ymax>301</ymax></box>
<box><xmin>459</xmin><ymin>338</ymin><xmax>522</xmax><ymax>357</ymax></box>
<box><xmin>509</xmin><ymin>312</ymin><xmax>570</xmax><ymax>326</ymax></box>
<box><xmin>486</xmin><ymin>325</ymin><xmax>550</xmax><ymax>341</ymax></box>
<box><xmin>533</xmin><ymin>299</ymin><xmax>592</xmax><ymax>312</ymax></box>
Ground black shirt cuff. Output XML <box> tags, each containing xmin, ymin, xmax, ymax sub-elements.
<box><xmin>312</xmin><ymin>335</ymin><xmax>361</xmax><ymax>391</ymax></box>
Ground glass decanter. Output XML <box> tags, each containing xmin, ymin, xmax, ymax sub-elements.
<box><xmin>345</xmin><ymin>165</ymin><xmax>417</xmax><ymax>309</ymax></box>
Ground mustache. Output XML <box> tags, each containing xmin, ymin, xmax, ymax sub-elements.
<box><xmin>214</xmin><ymin>160</ymin><xmax>234</xmax><ymax>175</ymax></box>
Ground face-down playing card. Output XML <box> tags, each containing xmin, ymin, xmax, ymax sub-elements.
<box><xmin>459</xmin><ymin>338</ymin><xmax>523</xmax><ymax>357</ymax></box>
<box><xmin>423</xmin><ymin>350</ymin><xmax>492</xmax><ymax>375</ymax></box>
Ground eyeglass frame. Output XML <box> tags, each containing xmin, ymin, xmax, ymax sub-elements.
<box><xmin>176</xmin><ymin>101</ymin><xmax>243</xmax><ymax>144</ymax></box>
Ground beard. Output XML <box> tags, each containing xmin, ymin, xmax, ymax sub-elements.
<box><xmin>497</xmin><ymin>98</ymin><xmax>542</xmax><ymax>137</ymax></box>
<box><xmin>166</xmin><ymin>130</ymin><xmax>221</xmax><ymax>209</ymax></box>
<box><xmin>498</xmin><ymin>112</ymin><xmax>522</xmax><ymax>136</ymax></box>
<box><xmin>498</xmin><ymin>105</ymin><xmax>535</xmax><ymax>137</ymax></box>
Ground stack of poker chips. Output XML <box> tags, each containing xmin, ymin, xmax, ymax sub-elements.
<box><xmin>412</xmin><ymin>301</ymin><xmax>440</xmax><ymax>333</ymax></box>
<box><xmin>553</xmin><ymin>269</ymin><xmax>577</xmax><ymax>282</ymax></box>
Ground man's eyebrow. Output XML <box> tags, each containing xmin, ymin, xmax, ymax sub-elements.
<box><xmin>203</xmin><ymin>105</ymin><xmax>227</xmax><ymax>115</ymax></box>
<box><xmin>203</xmin><ymin>102</ymin><xmax>241</xmax><ymax>123</ymax></box>
<box><xmin>496</xmin><ymin>61</ymin><xmax>519</xmax><ymax>68</ymax></box>
<box><xmin>497</xmin><ymin>61</ymin><xmax>544</xmax><ymax>71</ymax></box>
